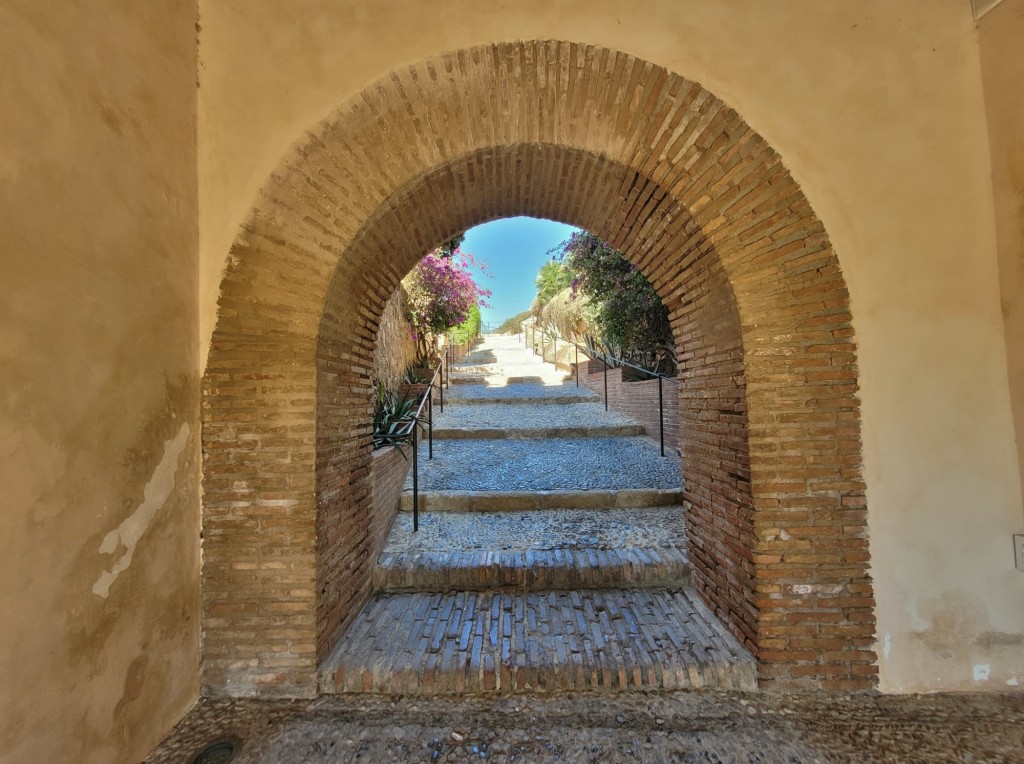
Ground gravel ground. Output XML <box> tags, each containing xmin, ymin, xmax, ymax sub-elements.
<box><xmin>434</xmin><ymin>402</ymin><xmax>637</xmax><ymax>430</ymax></box>
<box><xmin>146</xmin><ymin>691</ymin><xmax>1024</xmax><ymax>764</ymax></box>
<box><xmin>407</xmin><ymin>437</ymin><xmax>682</xmax><ymax>492</ymax></box>
<box><xmin>384</xmin><ymin>507</ymin><xmax>688</xmax><ymax>553</ymax></box>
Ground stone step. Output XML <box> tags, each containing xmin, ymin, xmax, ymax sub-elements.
<box><xmin>447</xmin><ymin>383</ymin><xmax>598</xmax><ymax>406</ymax></box>
<box><xmin>374</xmin><ymin>547</ymin><xmax>690</xmax><ymax>592</ymax></box>
<box><xmin>451</xmin><ymin>393</ymin><xmax>600</xmax><ymax>406</ymax></box>
<box><xmin>432</xmin><ymin>401</ymin><xmax>640</xmax><ymax>435</ymax></box>
<box><xmin>319</xmin><ymin>588</ymin><xmax>757</xmax><ymax>695</ymax></box>
<box><xmin>448</xmin><ymin>374</ymin><xmax>571</xmax><ymax>386</ymax></box>
<box><xmin>403</xmin><ymin>436</ymin><xmax>681</xmax><ymax>495</ymax></box>
<box><xmin>433</xmin><ymin>424</ymin><xmax>645</xmax><ymax>439</ymax></box>
<box><xmin>377</xmin><ymin>507</ymin><xmax>689</xmax><ymax>591</ymax></box>
<box><xmin>400</xmin><ymin>489</ymin><xmax>683</xmax><ymax>513</ymax></box>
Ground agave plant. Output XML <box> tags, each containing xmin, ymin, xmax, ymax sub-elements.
<box><xmin>372</xmin><ymin>384</ymin><xmax>420</xmax><ymax>455</ymax></box>
<box><xmin>582</xmin><ymin>334</ymin><xmax>624</xmax><ymax>369</ymax></box>
<box><xmin>402</xmin><ymin>359</ymin><xmax>436</xmax><ymax>384</ymax></box>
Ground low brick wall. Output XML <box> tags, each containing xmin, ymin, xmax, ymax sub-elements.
<box><xmin>369</xmin><ymin>445</ymin><xmax>412</xmax><ymax>562</ymax></box>
<box><xmin>581</xmin><ymin>361</ymin><xmax>680</xmax><ymax>452</ymax></box>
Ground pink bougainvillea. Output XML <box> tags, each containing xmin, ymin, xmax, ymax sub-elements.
<box><xmin>404</xmin><ymin>248</ymin><xmax>491</xmax><ymax>337</ymax></box>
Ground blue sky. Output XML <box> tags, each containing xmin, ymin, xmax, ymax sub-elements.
<box><xmin>461</xmin><ymin>217</ymin><xmax>578</xmax><ymax>328</ymax></box>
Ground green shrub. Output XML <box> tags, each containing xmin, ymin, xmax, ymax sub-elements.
<box><xmin>449</xmin><ymin>303</ymin><xmax>481</xmax><ymax>345</ymax></box>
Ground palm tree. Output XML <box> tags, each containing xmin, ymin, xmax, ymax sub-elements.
<box><xmin>535</xmin><ymin>259</ymin><xmax>571</xmax><ymax>306</ymax></box>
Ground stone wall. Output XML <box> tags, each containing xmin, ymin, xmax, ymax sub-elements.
<box><xmin>372</xmin><ymin>286</ymin><xmax>418</xmax><ymax>392</ymax></box>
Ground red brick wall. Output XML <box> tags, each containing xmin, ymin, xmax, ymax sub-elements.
<box><xmin>201</xmin><ymin>41</ymin><xmax>875</xmax><ymax>697</ymax></box>
<box><xmin>370</xmin><ymin>446</ymin><xmax>411</xmax><ymax>561</ymax></box>
<box><xmin>582</xmin><ymin>363</ymin><xmax>681</xmax><ymax>452</ymax></box>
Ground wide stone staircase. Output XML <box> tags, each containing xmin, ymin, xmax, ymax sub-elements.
<box><xmin>320</xmin><ymin>334</ymin><xmax>756</xmax><ymax>695</ymax></box>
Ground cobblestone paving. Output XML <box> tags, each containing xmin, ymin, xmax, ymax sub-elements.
<box><xmin>320</xmin><ymin>589</ymin><xmax>755</xmax><ymax>695</ymax></box>
<box><xmin>147</xmin><ymin>692</ymin><xmax>1024</xmax><ymax>763</ymax></box>
<box><xmin>401</xmin><ymin>488</ymin><xmax>683</xmax><ymax>513</ymax></box>
<box><xmin>434</xmin><ymin>402</ymin><xmax>640</xmax><ymax>433</ymax></box>
<box><xmin>407</xmin><ymin>437</ymin><xmax>681</xmax><ymax>492</ymax></box>
<box><xmin>375</xmin><ymin>546</ymin><xmax>691</xmax><ymax>592</ymax></box>
<box><xmin>384</xmin><ymin>508</ymin><xmax>688</xmax><ymax>553</ymax></box>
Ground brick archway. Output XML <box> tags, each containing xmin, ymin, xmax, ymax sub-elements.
<box><xmin>202</xmin><ymin>41</ymin><xmax>875</xmax><ymax>697</ymax></box>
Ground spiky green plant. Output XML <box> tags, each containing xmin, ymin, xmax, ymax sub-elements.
<box><xmin>372</xmin><ymin>384</ymin><xmax>420</xmax><ymax>455</ymax></box>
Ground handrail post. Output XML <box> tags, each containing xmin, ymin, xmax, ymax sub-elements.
<box><xmin>658</xmin><ymin>375</ymin><xmax>665</xmax><ymax>457</ymax></box>
<box><xmin>575</xmin><ymin>345</ymin><xmax>579</xmax><ymax>387</ymax></box>
<box><xmin>428</xmin><ymin>387</ymin><xmax>433</xmax><ymax>460</ymax></box>
<box><xmin>412</xmin><ymin>423</ymin><xmax>419</xmax><ymax>532</ymax></box>
<box><xmin>603</xmin><ymin>356</ymin><xmax>609</xmax><ymax>411</ymax></box>
<box><xmin>553</xmin><ymin>336</ymin><xmax>557</xmax><ymax>369</ymax></box>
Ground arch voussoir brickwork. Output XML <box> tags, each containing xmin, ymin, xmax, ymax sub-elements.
<box><xmin>202</xmin><ymin>40</ymin><xmax>875</xmax><ymax>698</ymax></box>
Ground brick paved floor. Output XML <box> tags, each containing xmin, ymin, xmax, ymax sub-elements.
<box><xmin>320</xmin><ymin>589</ymin><xmax>755</xmax><ymax>696</ymax></box>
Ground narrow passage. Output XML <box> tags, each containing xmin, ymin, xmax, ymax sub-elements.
<box><xmin>321</xmin><ymin>333</ymin><xmax>755</xmax><ymax>695</ymax></box>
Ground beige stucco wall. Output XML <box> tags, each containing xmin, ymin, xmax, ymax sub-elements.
<box><xmin>197</xmin><ymin>0</ymin><xmax>1024</xmax><ymax>692</ymax></box>
<box><xmin>980</xmin><ymin>0</ymin><xmax>1024</xmax><ymax>513</ymax></box>
<box><xmin>0</xmin><ymin>2</ymin><xmax>201</xmax><ymax>762</ymax></box>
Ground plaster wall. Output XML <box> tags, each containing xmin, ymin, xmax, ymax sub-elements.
<box><xmin>980</xmin><ymin>0</ymin><xmax>1024</xmax><ymax>512</ymax></box>
<box><xmin>0</xmin><ymin>2</ymin><xmax>201</xmax><ymax>762</ymax></box>
<box><xmin>197</xmin><ymin>0</ymin><xmax>1023</xmax><ymax>692</ymax></box>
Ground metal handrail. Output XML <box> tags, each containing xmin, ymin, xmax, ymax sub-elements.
<box><xmin>405</xmin><ymin>346</ymin><xmax>449</xmax><ymax>532</ymax></box>
<box><xmin>561</xmin><ymin>338</ymin><xmax>679</xmax><ymax>384</ymax></box>
<box><xmin>522</xmin><ymin>319</ymin><xmax>677</xmax><ymax>458</ymax></box>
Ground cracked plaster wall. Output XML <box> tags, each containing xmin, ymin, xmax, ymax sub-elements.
<box><xmin>0</xmin><ymin>1</ymin><xmax>201</xmax><ymax>762</ymax></box>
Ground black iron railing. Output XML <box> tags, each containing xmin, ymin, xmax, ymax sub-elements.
<box><xmin>405</xmin><ymin>346</ymin><xmax>449</xmax><ymax>532</ymax></box>
<box><xmin>522</xmin><ymin>321</ymin><xmax>678</xmax><ymax>458</ymax></box>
